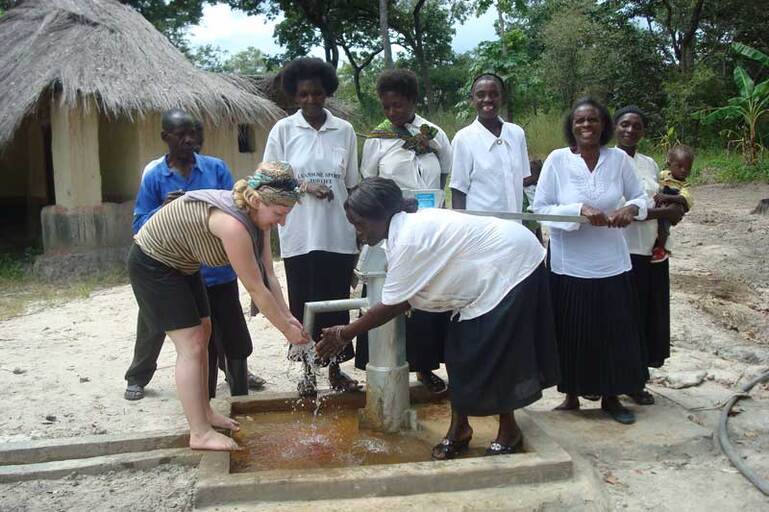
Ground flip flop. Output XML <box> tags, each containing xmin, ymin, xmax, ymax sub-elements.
<box><xmin>417</xmin><ymin>372</ymin><xmax>447</xmax><ymax>394</ymax></box>
<box><xmin>124</xmin><ymin>384</ymin><xmax>144</xmax><ymax>401</ymax></box>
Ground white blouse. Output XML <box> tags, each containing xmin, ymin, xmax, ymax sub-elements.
<box><xmin>623</xmin><ymin>152</ymin><xmax>659</xmax><ymax>256</ymax></box>
<box><xmin>380</xmin><ymin>209</ymin><xmax>545</xmax><ymax>321</ymax></box>
<box><xmin>533</xmin><ymin>147</ymin><xmax>648</xmax><ymax>278</ymax></box>
<box><xmin>449</xmin><ymin>117</ymin><xmax>531</xmax><ymax>214</ymax></box>
<box><xmin>263</xmin><ymin>109</ymin><xmax>359</xmax><ymax>258</ymax></box>
<box><xmin>360</xmin><ymin>114</ymin><xmax>452</xmax><ymax>191</ymax></box>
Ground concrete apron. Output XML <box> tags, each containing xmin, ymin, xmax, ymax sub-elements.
<box><xmin>195</xmin><ymin>388</ymin><xmax>573</xmax><ymax>508</ymax></box>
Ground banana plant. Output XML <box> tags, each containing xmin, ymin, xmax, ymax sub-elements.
<box><xmin>695</xmin><ymin>43</ymin><xmax>769</xmax><ymax>165</ymax></box>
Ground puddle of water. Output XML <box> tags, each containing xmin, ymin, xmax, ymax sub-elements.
<box><xmin>230</xmin><ymin>408</ymin><xmax>436</xmax><ymax>473</ymax></box>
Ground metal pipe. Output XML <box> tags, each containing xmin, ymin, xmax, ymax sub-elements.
<box><xmin>303</xmin><ymin>298</ymin><xmax>369</xmax><ymax>341</ymax></box>
<box><xmin>460</xmin><ymin>209</ymin><xmax>590</xmax><ymax>223</ymax></box>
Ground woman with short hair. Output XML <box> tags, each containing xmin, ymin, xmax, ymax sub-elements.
<box><xmin>128</xmin><ymin>162</ymin><xmax>308</xmax><ymax>451</ymax></box>
<box><xmin>264</xmin><ymin>57</ymin><xmax>361</xmax><ymax>395</ymax></box>
<box><xmin>317</xmin><ymin>177</ymin><xmax>559</xmax><ymax>459</ymax></box>
<box><xmin>533</xmin><ymin>97</ymin><xmax>649</xmax><ymax>425</ymax></box>
<box><xmin>357</xmin><ymin>68</ymin><xmax>453</xmax><ymax>393</ymax></box>
<box><xmin>614</xmin><ymin>105</ymin><xmax>684</xmax><ymax>405</ymax></box>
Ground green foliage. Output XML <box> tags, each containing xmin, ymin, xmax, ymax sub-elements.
<box><xmin>694</xmin><ymin>47</ymin><xmax>769</xmax><ymax>165</ymax></box>
<box><xmin>187</xmin><ymin>45</ymin><xmax>275</xmax><ymax>74</ymax></box>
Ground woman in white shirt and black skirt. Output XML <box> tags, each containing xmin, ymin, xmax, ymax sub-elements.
<box><xmin>263</xmin><ymin>58</ymin><xmax>360</xmax><ymax>395</ymax></box>
<box><xmin>317</xmin><ymin>177</ymin><xmax>559</xmax><ymax>459</ymax></box>
<box><xmin>614</xmin><ymin>105</ymin><xmax>685</xmax><ymax>406</ymax></box>
<box><xmin>533</xmin><ymin>97</ymin><xmax>649</xmax><ymax>425</ymax></box>
<box><xmin>357</xmin><ymin>69</ymin><xmax>453</xmax><ymax>394</ymax></box>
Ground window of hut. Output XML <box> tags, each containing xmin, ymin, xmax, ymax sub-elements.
<box><xmin>238</xmin><ymin>124</ymin><xmax>255</xmax><ymax>153</ymax></box>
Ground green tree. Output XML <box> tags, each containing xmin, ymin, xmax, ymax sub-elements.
<box><xmin>697</xmin><ymin>44</ymin><xmax>769</xmax><ymax>165</ymax></box>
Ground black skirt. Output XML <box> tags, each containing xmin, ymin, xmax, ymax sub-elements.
<box><xmin>355</xmin><ymin>307</ymin><xmax>447</xmax><ymax>372</ymax></box>
<box><xmin>283</xmin><ymin>250</ymin><xmax>356</xmax><ymax>365</ymax></box>
<box><xmin>549</xmin><ymin>270</ymin><xmax>648</xmax><ymax>395</ymax></box>
<box><xmin>446</xmin><ymin>264</ymin><xmax>559</xmax><ymax>416</ymax></box>
<box><xmin>630</xmin><ymin>255</ymin><xmax>671</xmax><ymax>368</ymax></box>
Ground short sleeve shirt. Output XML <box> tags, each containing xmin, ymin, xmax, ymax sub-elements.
<box><xmin>381</xmin><ymin>209</ymin><xmax>545</xmax><ymax>321</ymax></box>
<box><xmin>449</xmin><ymin>118</ymin><xmax>531</xmax><ymax>214</ymax></box>
<box><xmin>360</xmin><ymin>114</ymin><xmax>451</xmax><ymax>190</ymax></box>
<box><xmin>263</xmin><ymin>109</ymin><xmax>359</xmax><ymax>258</ymax></box>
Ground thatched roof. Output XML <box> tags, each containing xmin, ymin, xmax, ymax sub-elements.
<box><xmin>248</xmin><ymin>73</ymin><xmax>354</xmax><ymax>120</ymax></box>
<box><xmin>0</xmin><ymin>0</ymin><xmax>284</xmax><ymax>149</ymax></box>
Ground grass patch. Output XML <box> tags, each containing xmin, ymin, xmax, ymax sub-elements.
<box><xmin>0</xmin><ymin>251</ymin><xmax>128</xmax><ymax>321</ymax></box>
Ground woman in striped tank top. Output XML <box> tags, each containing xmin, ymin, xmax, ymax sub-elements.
<box><xmin>128</xmin><ymin>161</ymin><xmax>309</xmax><ymax>451</ymax></box>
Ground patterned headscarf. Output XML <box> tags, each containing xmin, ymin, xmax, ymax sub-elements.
<box><xmin>247</xmin><ymin>161</ymin><xmax>303</xmax><ymax>207</ymax></box>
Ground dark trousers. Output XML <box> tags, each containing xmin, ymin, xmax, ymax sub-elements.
<box><xmin>124</xmin><ymin>280</ymin><xmax>253</xmax><ymax>397</ymax></box>
<box><xmin>283</xmin><ymin>251</ymin><xmax>357</xmax><ymax>364</ymax></box>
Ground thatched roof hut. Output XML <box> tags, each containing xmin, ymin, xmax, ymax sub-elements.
<box><xmin>0</xmin><ymin>0</ymin><xmax>283</xmax><ymax>149</ymax></box>
<box><xmin>0</xmin><ymin>0</ymin><xmax>285</xmax><ymax>275</ymax></box>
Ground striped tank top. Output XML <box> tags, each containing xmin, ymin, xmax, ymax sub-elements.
<box><xmin>135</xmin><ymin>198</ymin><xmax>231</xmax><ymax>274</ymax></box>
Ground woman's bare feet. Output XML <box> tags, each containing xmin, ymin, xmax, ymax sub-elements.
<box><xmin>554</xmin><ymin>393</ymin><xmax>580</xmax><ymax>411</ymax></box>
<box><xmin>189</xmin><ymin>429</ymin><xmax>241</xmax><ymax>451</ymax></box>
<box><xmin>207</xmin><ymin>411</ymin><xmax>240</xmax><ymax>432</ymax></box>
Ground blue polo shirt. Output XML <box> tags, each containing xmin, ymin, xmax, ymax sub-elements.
<box><xmin>133</xmin><ymin>153</ymin><xmax>237</xmax><ymax>287</ymax></box>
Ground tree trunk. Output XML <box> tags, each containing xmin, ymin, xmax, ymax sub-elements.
<box><xmin>379</xmin><ymin>0</ymin><xmax>393</xmax><ymax>69</ymax></box>
<box><xmin>752</xmin><ymin>199</ymin><xmax>769</xmax><ymax>214</ymax></box>
<box><xmin>497</xmin><ymin>2</ymin><xmax>507</xmax><ymax>56</ymax></box>
<box><xmin>413</xmin><ymin>0</ymin><xmax>433</xmax><ymax>112</ymax></box>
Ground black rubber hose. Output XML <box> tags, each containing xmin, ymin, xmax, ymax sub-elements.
<box><xmin>717</xmin><ymin>369</ymin><xmax>769</xmax><ymax>496</ymax></box>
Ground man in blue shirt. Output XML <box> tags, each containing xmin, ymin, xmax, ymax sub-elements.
<box><xmin>124</xmin><ymin>109</ymin><xmax>263</xmax><ymax>400</ymax></box>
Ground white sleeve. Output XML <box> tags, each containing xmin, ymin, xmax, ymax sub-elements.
<box><xmin>532</xmin><ymin>151</ymin><xmax>583</xmax><ymax>231</ymax></box>
<box><xmin>620</xmin><ymin>153</ymin><xmax>648</xmax><ymax>220</ymax></box>
<box><xmin>262</xmin><ymin>124</ymin><xmax>284</xmax><ymax>162</ymax></box>
<box><xmin>449</xmin><ymin>133</ymin><xmax>471</xmax><ymax>193</ymax></box>
<box><xmin>360</xmin><ymin>139</ymin><xmax>380</xmax><ymax>179</ymax></box>
<box><xmin>344</xmin><ymin>126</ymin><xmax>360</xmax><ymax>188</ymax></box>
<box><xmin>435</xmin><ymin>128</ymin><xmax>453</xmax><ymax>175</ymax></box>
<box><xmin>517</xmin><ymin>127</ymin><xmax>531</xmax><ymax>179</ymax></box>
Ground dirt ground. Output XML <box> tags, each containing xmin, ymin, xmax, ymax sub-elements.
<box><xmin>1</xmin><ymin>183</ymin><xmax>768</xmax><ymax>511</ymax></box>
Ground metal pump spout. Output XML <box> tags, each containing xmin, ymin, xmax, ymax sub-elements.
<box><xmin>302</xmin><ymin>244</ymin><xmax>410</xmax><ymax>433</ymax></box>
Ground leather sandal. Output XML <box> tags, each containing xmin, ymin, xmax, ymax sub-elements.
<box><xmin>417</xmin><ymin>371</ymin><xmax>447</xmax><ymax>394</ymax></box>
<box><xmin>124</xmin><ymin>384</ymin><xmax>144</xmax><ymax>401</ymax></box>
<box><xmin>431</xmin><ymin>436</ymin><xmax>471</xmax><ymax>460</ymax></box>
<box><xmin>297</xmin><ymin>373</ymin><xmax>317</xmax><ymax>397</ymax></box>
<box><xmin>329</xmin><ymin>370</ymin><xmax>361</xmax><ymax>393</ymax></box>
<box><xmin>627</xmin><ymin>390</ymin><xmax>655</xmax><ymax>405</ymax></box>
<box><xmin>485</xmin><ymin>435</ymin><xmax>523</xmax><ymax>456</ymax></box>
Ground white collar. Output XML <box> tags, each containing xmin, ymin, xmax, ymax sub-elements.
<box><xmin>471</xmin><ymin>117</ymin><xmax>509</xmax><ymax>151</ymax></box>
<box><xmin>290</xmin><ymin>108</ymin><xmax>341</xmax><ymax>132</ymax></box>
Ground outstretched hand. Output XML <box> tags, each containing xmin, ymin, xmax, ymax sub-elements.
<box><xmin>317</xmin><ymin>325</ymin><xmax>352</xmax><ymax>360</ymax></box>
<box><xmin>284</xmin><ymin>322</ymin><xmax>310</xmax><ymax>345</ymax></box>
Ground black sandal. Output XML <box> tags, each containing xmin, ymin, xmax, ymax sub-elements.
<box><xmin>485</xmin><ymin>435</ymin><xmax>523</xmax><ymax>456</ymax></box>
<box><xmin>329</xmin><ymin>370</ymin><xmax>362</xmax><ymax>393</ymax></box>
<box><xmin>431</xmin><ymin>437</ymin><xmax>471</xmax><ymax>460</ymax></box>
<box><xmin>297</xmin><ymin>373</ymin><xmax>317</xmax><ymax>397</ymax></box>
<box><xmin>627</xmin><ymin>390</ymin><xmax>655</xmax><ymax>406</ymax></box>
<box><xmin>418</xmin><ymin>372</ymin><xmax>447</xmax><ymax>394</ymax></box>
